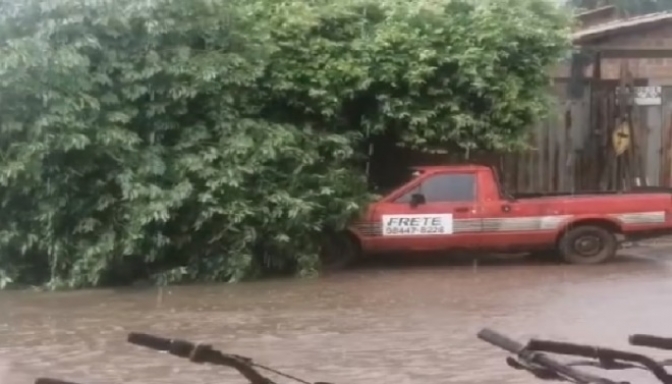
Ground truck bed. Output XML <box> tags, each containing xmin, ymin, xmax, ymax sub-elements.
<box><xmin>513</xmin><ymin>186</ymin><xmax>672</xmax><ymax>200</ymax></box>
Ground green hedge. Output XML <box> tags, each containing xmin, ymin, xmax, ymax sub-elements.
<box><xmin>0</xmin><ymin>0</ymin><xmax>570</xmax><ymax>289</ymax></box>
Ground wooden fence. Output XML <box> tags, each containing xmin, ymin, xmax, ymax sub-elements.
<box><xmin>370</xmin><ymin>78</ymin><xmax>672</xmax><ymax>194</ymax></box>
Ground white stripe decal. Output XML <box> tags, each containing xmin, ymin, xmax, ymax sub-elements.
<box><xmin>354</xmin><ymin>211</ymin><xmax>667</xmax><ymax>236</ymax></box>
<box><xmin>611</xmin><ymin>211</ymin><xmax>666</xmax><ymax>224</ymax></box>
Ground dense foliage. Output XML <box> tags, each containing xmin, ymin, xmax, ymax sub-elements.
<box><xmin>0</xmin><ymin>0</ymin><xmax>570</xmax><ymax>289</ymax></box>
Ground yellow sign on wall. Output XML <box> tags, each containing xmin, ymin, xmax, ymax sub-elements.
<box><xmin>612</xmin><ymin>121</ymin><xmax>631</xmax><ymax>156</ymax></box>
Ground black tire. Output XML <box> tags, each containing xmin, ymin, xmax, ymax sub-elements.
<box><xmin>319</xmin><ymin>232</ymin><xmax>360</xmax><ymax>271</ymax></box>
<box><xmin>558</xmin><ymin>225</ymin><xmax>618</xmax><ymax>265</ymax></box>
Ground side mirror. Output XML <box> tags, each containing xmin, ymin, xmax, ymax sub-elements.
<box><xmin>410</xmin><ymin>193</ymin><xmax>426</xmax><ymax>208</ymax></box>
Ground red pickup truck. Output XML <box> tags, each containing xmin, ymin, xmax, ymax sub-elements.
<box><xmin>321</xmin><ymin>164</ymin><xmax>672</xmax><ymax>268</ymax></box>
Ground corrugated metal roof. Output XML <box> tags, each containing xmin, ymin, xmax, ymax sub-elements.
<box><xmin>573</xmin><ymin>11</ymin><xmax>672</xmax><ymax>43</ymax></box>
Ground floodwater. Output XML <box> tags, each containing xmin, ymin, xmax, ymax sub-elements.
<box><xmin>2</xmin><ymin>250</ymin><xmax>672</xmax><ymax>384</ymax></box>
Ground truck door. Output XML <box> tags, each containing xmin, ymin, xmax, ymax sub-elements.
<box><xmin>372</xmin><ymin>172</ymin><xmax>482</xmax><ymax>252</ymax></box>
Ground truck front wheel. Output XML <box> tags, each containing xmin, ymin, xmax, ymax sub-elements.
<box><xmin>558</xmin><ymin>225</ymin><xmax>617</xmax><ymax>265</ymax></box>
<box><xmin>319</xmin><ymin>232</ymin><xmax>360</xmax><ymax>271</ymax></box>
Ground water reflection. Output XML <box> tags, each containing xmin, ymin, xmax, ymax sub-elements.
<box><xmin>1</xmin><ymin>251</ymin><xmax>672</xmax><ymax>384</ymax></box>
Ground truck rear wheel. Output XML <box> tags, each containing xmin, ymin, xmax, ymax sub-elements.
<box><xmin>319</xmin><ymin>232</ymin><xmax>359</xmax><ymax>271</ymax></box>
<box><xmin>558</xmin><ymin>225</ymin><xmax>617</xmax><ymax>265</ymax></box>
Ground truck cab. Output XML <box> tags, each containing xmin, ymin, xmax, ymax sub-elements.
<box><xmin>354</xmin><ymin>165</ymin><xmax>517</xmax><ymax>253</ymax></box>
<box><xmin>320</xmin><ymin>164</ymin><xmax>672</xmax><ymax>269</ymax></box>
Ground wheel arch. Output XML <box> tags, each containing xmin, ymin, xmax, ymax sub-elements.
<box><xmin>319</xmin><ymin>229</ymin><xmax>363</xmax><ymax>271</ymax></box>
<box><xmin>555</xmin><ymin>217</ymin><xmax>623</xmax><ymax>246</ymax></box>
<box><xmin>343</xmin><ymin>229</ymin><xmax>363</xmax><ymax>254</ymax></box>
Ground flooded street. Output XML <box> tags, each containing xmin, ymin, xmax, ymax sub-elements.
<box><xmin>2</xmin><ymin>251</ymin><xmax>672</xmax><ymax>384</ymax></box>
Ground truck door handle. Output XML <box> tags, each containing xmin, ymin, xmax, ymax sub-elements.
<box><xmin>455</xmin><ymin>207</ymin><xmax>470</xmax><ymax>213</ymax></box>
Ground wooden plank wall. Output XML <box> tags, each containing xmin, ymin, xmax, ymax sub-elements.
<box><xmin>660</xmin><ymin>86</ymin><xmax>672</xmax><ymax>186</ymax></box>
<box><xmin>404</xmin><ymin>88</ymin><xmax>593</xmax><ymax>194</ymax></box>
<box><xmin>378</xmin><ymin>83</ymin><xmax>672</xmax><ymax>193</ymax></box>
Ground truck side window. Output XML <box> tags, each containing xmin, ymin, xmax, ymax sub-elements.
<box><xmin>396</xmin><ymin>174</ymin><xmax>476</xmax><ymax>203</ymax></box>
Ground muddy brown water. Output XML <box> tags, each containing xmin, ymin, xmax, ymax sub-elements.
<box><xmin>2</xmin><ymin>251</ymin><xmax>672</xmax><ymax>384</ymax></box>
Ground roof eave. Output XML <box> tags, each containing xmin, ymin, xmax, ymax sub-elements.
<box><xmin>572</xmin><ymin>14</ymin><xmax>672</xmax><ymax>44</ymax></box>
<box><xmin>575</xmin><ymin>5</ymin><xmax>617</xmax><ymax>21</ymax></box>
